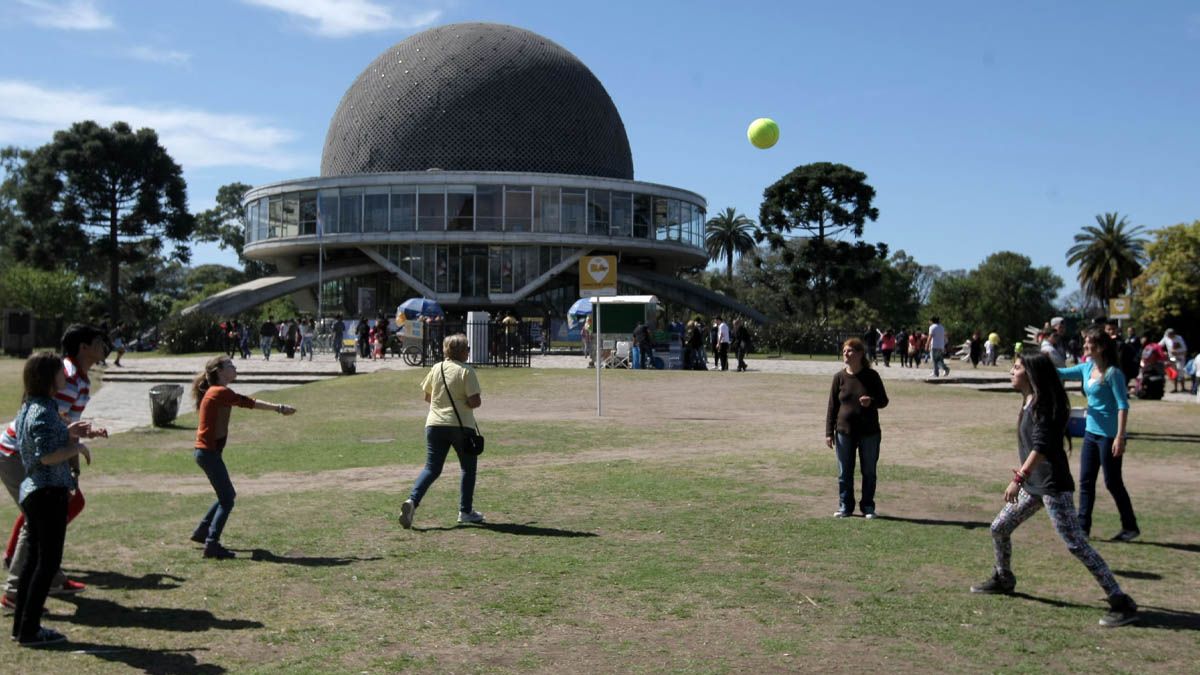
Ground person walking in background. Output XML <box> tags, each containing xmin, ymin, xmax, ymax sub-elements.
<box><xmin>399</xmin><ymin>334</ymin><xmax>485</xmax><ymax>529</ymax></box>
<box><xmin>929</xmin><ymin>317</ymin><xmax>949</xmax><ymax>377</ymax></box>
<box><xmin>631</xmin><ymin>321</ymin><xmax>651</xmax><ymax>369</ymax></box>
<box><xmin>356</xmin><ymin>316</ymin><xmax>371</xmax><ymax>359</ymax></box>
<box><xmin>2</xmin><ymin>324</ymin><xmax>107</xmax><ymax>613</ymax></box>
<box><xmin>109</xmin><ymin>323</ymin><xmax>126</xmax><ymax>367</ymax></box>
<box><xmin>879</xmin><ymin>329</ymin><xmax>895</xmax><ymax>368</ymax></box>
<box><xmin>299</xmin><ymin>318</ymin><xmax>315</xmax><ymax>361</ymax></box>
<box><xmin>259</xmin><ymin>317</ymin><xmax>275</xmax><ymax>360</ymax></box>
<box><xmin>1058</xmin><ymin>328</ymin><xmax>1139</xmax><ymax>541</ymax></box>
<box><xmin>581</xmin><ymin>315</ymin><xmax>593</xmax><ymax>368</ymax></box>
<box><xmin>9</xmin><ymin>352</ymin><xmax>99</xmax><ymax>647</ymax></box>
<box><xmin>710</xmin><ymin>318</ymin><xmax>720</xmax><ymax>370</ymax></box>
<box><xmin>1160</xmin><ymin>328</ymin><xmax>1188</xmax><ymax>393</ymax></box>
<box><xmin>894</xmin><ymin>328</ymin><xmax>908</xmax><ymax>368</ymax></box>
<box><xmin>908</xmin><ymin>330</ymin><xmax>922</xmax><ymax>369</ymax></box>
<box><xmin>970</xmin><ymin>351</ymin><xmax>1138</xmax><ymax>628</ymax></box>
<box><xmin>1106</xmin><ymin>320</ymin><xmax>1139</xmax><ymax>385</ymax></box>
<box><xmin>969</xmin><ymin>331</ymin><xmax>984</xmax><ymax>369</ymax></box>
<box><xmin>733</xmin><ymin>319</ymin><xmax>752</xmax><ymax>372</ymax></box>
<box><xmin>238</xmin><ymin>321</ymin><xmax>252</xmax><ymax>359</ymax></box>
<box><xmin>332</xmin><ymin>314</ymin><xmax>346</xmax><ymax>359</ymax></box>
<box><xmin>190</xmin><ymin>356</ymin><xmax>296</xmax><ymax>560</ymax></box>
<box><xmin>715</xmin><ymin>317</ymin><xmax>731</xmax><ymax>371</ymax></box>
<box><xmin>862</xmin><ymin>325</ymin><xmax>880</xmax><ymax>365</ymax></box>
<box><xmin>825</xmin><ymin>338</ymin><xmax>889</xmax><ymax>519</ymax></box>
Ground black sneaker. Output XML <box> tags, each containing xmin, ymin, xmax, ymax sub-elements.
<box><xmin>1100</xmin><ymin>593</ymin><xmax>1138</xmax><ymax>627</ymax></box>
<box><xmin>1109</xmin><ymin>529</ymin><xmax>1140</xmax><ymax>543</ymax></box>
<box><xmin>203</xmin><ymin>542</ymin><xmax>236</xmax><ymax>560</ymax></box>
<box><xmin>190</xmin><ymin>527</ymin><xmax>208</xmax><ymax>544</ymax></box>
<box><xmin>18</xmin><ymin>627</ymin><xmax>66</xmax><ymax>648</ymax></box>
<box><xmin>970</xmin><ymin>571</ymin><xmax>1016</xmax><ymax>594</ymax></box>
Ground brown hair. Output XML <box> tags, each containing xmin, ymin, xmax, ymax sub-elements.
<box><xmin>443</xmin><ymin>333</ymin><xmax>469</xmax><ymax>362</ymax></box>
<box><xmin>842</xmin><ymin>337</ymin><xmax>871</xmax><ymax>369</ymax></box>
<box><xmin>192</xmin><ymin>355</ymin><xmax>230</xmax><ymax>409</ymax></box>
<box><xmin>23</xmin><ymin>351</ymin><xmax>63</xmax><ymax>402</ymax></box>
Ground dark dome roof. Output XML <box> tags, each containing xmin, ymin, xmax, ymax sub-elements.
<box><xmin>320</xmin><ymin>23</ymin><xmax>633</xmax><ymax>179</ymax></box>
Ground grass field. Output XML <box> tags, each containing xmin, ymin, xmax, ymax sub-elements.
<box><xmin>0</xmin><ymin>361</ymin><xmax>1197</xmax><ymax>672</ymax></box>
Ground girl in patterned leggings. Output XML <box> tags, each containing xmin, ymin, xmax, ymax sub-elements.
<box><xmin>970</xmin><ymin>352</ymin><xmax>1138</xmax><ymax>627</ymax></box>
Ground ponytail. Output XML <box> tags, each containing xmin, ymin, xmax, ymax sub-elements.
<box><xmin>192</xmin><ymin>356</ymin><xmax>228</xmax><ymax>409</ymax></box>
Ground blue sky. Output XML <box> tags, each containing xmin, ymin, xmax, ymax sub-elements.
<box><xmin>2</xmin><ymin>0</ymin><xmax>1198</xmax><ymax>296</ymax></box>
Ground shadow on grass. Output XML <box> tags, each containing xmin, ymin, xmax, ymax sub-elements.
<box><xmin>50</xmin><ymin>642</ymin><xmax>224</xmax><ymax>674</ymax></box>
<box><xmin>874</xmin><ymin>514</ymin><xmax>991</xmax><ymax>530</ymax></box>
<box><xmin>416</xmin><ymin>522</ymin><xmax>598</xmax><ymax>537</ymax></box>
<box><xmin>55</xmin><ymin>596</ymin><xmax>263</xmax><ymax>632</ymax></box>
<box><xmin>1136</xmin><ymin>606</ymin><xmax>1200</xmax><ymax>631</ymax></box>
<box><xmin>1125</xmin><ymin>432</ymin><xmax>1200</xmax><ymax>444</ymax></box>
<box><xmin>67</xmin><ymin>568</ymin><xmax>186</xmax><ymax>591</ymax></box>
<box><xmin>1131</xmin><ymin>540</ymin><xmax>1200</xmax><ymax>554</ymax></box>
<box><xmin>1112</xmin><ymin>569</ymin><xmax>1163</xmax><ymax>580</ymax></box>
<box><xmin>240</xmin><ymin>548</ymin><xmax>382</xmax><ymax>566</ymax></box>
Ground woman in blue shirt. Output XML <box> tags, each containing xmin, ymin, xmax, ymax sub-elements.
<box><xmin>1057</xmin><ymin>328</ymin><xmax>1139</xmax><ymax>541</ymax></box>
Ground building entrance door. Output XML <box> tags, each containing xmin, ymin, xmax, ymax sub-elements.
<box><xmin>462</xmin><ymin>246</ymin><xmax>488</xmax><ymax>298</ymax></box>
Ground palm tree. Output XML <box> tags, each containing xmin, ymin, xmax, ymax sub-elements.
<box><xmin>1065</xmin><ymin>212</ymin><xmax>1149</xmax><ymax>305</ymax></box>
<box><xmin>705</xmin><ymin>207</ymin><xmax>757</xmax><ymax>280</ymax></box>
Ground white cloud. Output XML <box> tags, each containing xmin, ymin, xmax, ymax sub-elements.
<box><xmin>17</xmin><ymin>0</ymin><xmax>114</xmax><ymax>31</ymax></box>
<box><xmin>0</xmin><ymin>80</ymin><xmax>310</xmax><ymax>171</ymax></box>
<box><xmin>242</xmin><ymin>0</ymin><xmax>442</xmax><ymax>38</ymax></box>
<box><xmin>125</xmin><ymin>45</ymin><xmax>191</xmax><ymax>66</ymax></box>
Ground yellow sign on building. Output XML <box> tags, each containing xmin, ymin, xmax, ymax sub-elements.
<box><xmin>579</xmin><ymin>255</ymin><xmax>617</xmax><ymax>296</ymax></box>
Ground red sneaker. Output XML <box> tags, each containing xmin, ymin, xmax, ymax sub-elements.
<box><xmin>48</xmin><ymin>579</ymin><xmax>86</xmax><ymax>596</ymax></box>
<box><xmin>1</xmin><ymin>594</ymin><xmax>15</xmax><ymax>613</ymax></box>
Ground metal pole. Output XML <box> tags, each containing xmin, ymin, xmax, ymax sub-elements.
<box><xmin>595</xmin><ymin>298</ymin><xmax>602</xmax><ymax>417</ymax></box>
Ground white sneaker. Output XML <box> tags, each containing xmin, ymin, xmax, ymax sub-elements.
<box><xmin>399</xmin><ymin>499</ymin><xmax>415</xmax><ymax>529</ymax></box>
<box><xmin>834</xmin><ymin>511</ymin><xmax>851</xmax><ymax>518</ymax></box>
<box><xmin>457</xmin><ymin>510</ymin><xmax>485</xmax><ymax>524</ymax></box>
<box><xmin>864</xmin><ymin>512</ymin><xmax>877</xmax><ymax>520</ymax></box>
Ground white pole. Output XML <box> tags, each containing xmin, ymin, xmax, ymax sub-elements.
<box><xmin>595</xmin><ymin>299</ymin><xmax>602</xmax><ymax>417</ymax></box>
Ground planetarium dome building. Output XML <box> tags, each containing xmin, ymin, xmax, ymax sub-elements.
<box><xmin>195</xmin><ymin>22</ymin><xmax>765</xmax><ymax>323</ymax></box>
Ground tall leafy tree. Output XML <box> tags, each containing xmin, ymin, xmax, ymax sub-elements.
<box><xmin>17</xmin><ymin>121</ymin><xmax>194</xmax><ymax>324</ymax></box>
<box><xmin>1065</xmin><ymin>212</ymin><xmax>1148</xmax><ymax>305</ymax></box>
<box><xmin>195</xmin><ymin>181</ymin><xmax>273</xmax><ymax>279</ymax></box>
<box><xmin>757</xmin><ymin>162</ymin><xmax>880</xmax><ymax>318</ymax></box>
<box><xmin>704</xmin><ymin>207</ymin><xmax>757</xmax><ymax>280</ymax></box>
<box><xmin>926</xmin><ymin>251</ymin><xmax>1062</xmax><ymax>344</ymax></box>
<box><xmin>1132</xmin><ymin>220</ymin><xmax>1200</xmax><ymax>338</ymax></box>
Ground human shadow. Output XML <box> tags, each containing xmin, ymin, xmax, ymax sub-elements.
<box><xmin>239</xmin><ymin>548</ymin><xmax>382</xmax><ymax>567</ymax></box>
<box><xmin>1125</xmin><ymin>432</ymin><xmax>1200</xmax><ymax>444</ymax></box>
<box><xmin>874</xmin><ymin>514</ymin><xmax>991</xmax><ymax>530</ymax></box>
<box><xmin>1136</xmin><ymin>606</ymin><xmax>1200</xmax><ymax>631</ymax></box>
<box><xmin>1112</xmin><ymin>569</ymin><xmax>1163</xmax><ymax>580</ymax></box>
<box><xmin>1131</xmin><ymin>540</ymin><xmax>1200</xmax><ymax>554</ymax></box>
<box><xmin>416</xmin><ymin>522</ymin><xmax>598</xmax><ymax>537</ymax></box>
<box><xmin>1009</xmin><ymin>591</ymin><xmax>1090</xmax><ymax>609</ymax></box>
<box><xmin>48</xmin><ymin>642</ymin><xmax>225</xmax><ymax>674</ymax></box>
<box><xmin>67</xmin><ymin>568</ymin><xmax>185</xmax><ymax>591</ymax></box>
<box><xmin>56</xmin><ymin>596</ymin><xmax>263</xmax><ymax>632</ymax></box>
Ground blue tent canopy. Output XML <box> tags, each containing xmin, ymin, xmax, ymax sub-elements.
<box><xmin>568</xmin><ymin>297</ymin><xmax>592</xmax><ymax>317</ymax></box>
<box><xmin>398</xmin><ymin>297</ymin><xmax>444</xmax><ymax>319</ymax></box>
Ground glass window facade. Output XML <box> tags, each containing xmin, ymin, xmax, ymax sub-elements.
<box><xmin>244</xmin><ymin>184</ymin><xmax>704</xmax><ymax>249</ymax></box>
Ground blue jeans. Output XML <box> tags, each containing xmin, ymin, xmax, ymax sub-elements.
<box><xmin>260</xmin><ymin>337</ymin><xmax>273</xmax><ymax>359</ymax></box>
<box><xmin>631</xmin><ymin>345</ymin><xmax>642</xmax><ymax>369</ymax></box>
<box><xmin>932</xmin><ymin>348</ymin><xmax>949</xmax><ymax>376</ymax></box>
<box><xmin>409</xmin><ymin>426</ymin><xmax>477</xmax><ymax>513</ymax></box>
<box><xmin>194</xmin><ymin>450</ymin><xmax>236</xmax><ymax>544</ymax></box>
<box><xmin>1077</xmin><ymin>431</ymin><xmax>1138</xmax><ymax>535</ymax></box>
<box><xmin>835</xmin><ymin>433</ymin><xmax>880</xmax><ymax>514</ymax></box>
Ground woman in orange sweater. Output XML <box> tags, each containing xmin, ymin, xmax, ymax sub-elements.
<box><xmin>190</xmin><ymin>356</ymin><xmax>296</xmax><ymax>559</ymax></box>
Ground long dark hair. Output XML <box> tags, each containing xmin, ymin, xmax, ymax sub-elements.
<box><xmin>1083</xmin><ymin>327</ymin><xmax>1118</xmax><ymax>374</ymax></box>
<box><xmin>1018</xmin><ymin>352</ymin><xmax>1070</xmax><ymax>432</ymax></box>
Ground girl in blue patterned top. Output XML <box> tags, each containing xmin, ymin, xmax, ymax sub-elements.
<box><xmin>1057</xmin><ymin>327</ymin><xmax>1139</xmax><ymax>541</ymax></box>
<box><xmin>11</xmin><ymin>352</ymin><xmax>95</xmax><ymax>647</ymax></box>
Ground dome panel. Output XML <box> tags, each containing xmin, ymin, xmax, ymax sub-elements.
<box><xmin>320</xmin><ymin>23</ymin><xmax>634</xmax><ymax>179</ymax></box>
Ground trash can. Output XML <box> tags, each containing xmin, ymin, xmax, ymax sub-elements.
<box><xmin>149</xmin><ymin>384</ymin><xmax>184</xmax><ymax>427</ymax></box>
<box><xmin>338</xmin><ymin>351</ymin><xmax>357</xmax><ymax>375</ymax></box>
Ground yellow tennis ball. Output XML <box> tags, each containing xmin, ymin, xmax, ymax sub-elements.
<box><xmin>747</xmin><ymin>118</ymin><xmax>779</xmax><ymax>149</ymax></box>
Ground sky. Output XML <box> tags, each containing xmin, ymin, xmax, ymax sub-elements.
<box><xmin>2</xmin><ymin>0</ymin><xmax>1198</xmax><ymax>297</ymax></box>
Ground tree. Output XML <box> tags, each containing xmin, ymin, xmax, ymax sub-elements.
<box><xmin>757</xmin><ymin>162</ymin><xmax>879</xmax><ymax>318</ymax></box>
<box><xmin>704</xmin><ymin>207</ymin><xmax>757</xmax><ymax>280</ymax></box>
<box><xmin>1133</xmin><ymin>220</ymin><xmax>1200</xmax><ymax>338</ymax></box>
<box><xmin>0</xmin><ymin>264</ymin><xmax>82</xmax><ymax>318</ymax></box>
<box><xmin>195</xmin><ymin>181</ymin><xmax>273</xmax><ymax>279</ymax></box>
<box><xmin>926</xmin><ymin>251</ymin><xmax>1062</xmax><ymax>345</ymax></box>
<box><xmin>17</xmin><ymin>121</ymin><xmax>194</xmax><ymax>324</ymax></box>
<box><xmin>1065</xmin><ymin>212</ymin><xmax>1148</xmax><ymax>305</ymax></box>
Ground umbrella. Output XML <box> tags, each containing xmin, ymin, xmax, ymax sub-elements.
<box><xmin>568</xmin><ymin>297</ymin><xmax>593</xmax><ymax>317</ymax></box>
<box><xmin>398</xmin><ymin>297</ymin><xmax>444</xmax><ymax>319</ymax></box>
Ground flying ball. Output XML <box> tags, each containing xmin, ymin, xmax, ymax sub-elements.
<box><xmin>747</xmin><ymin>117</ymin><xmax>779</xmax><ymax>149</ymax></box>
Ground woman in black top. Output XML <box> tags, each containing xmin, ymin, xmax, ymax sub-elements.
<box><xmin>824</xmin><ymin>338</ymin><xmax>888</xmax><ymax>518</ymax></box>
<box><xmin>970</xmin><ymin>352</ymin><xmax>1138</xmax><ymax>627</ymax></box>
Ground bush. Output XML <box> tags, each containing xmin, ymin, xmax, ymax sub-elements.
<box><xmin>158</xmin><ymin>311</ymin><xmax>223</xmax><ymax>354</ymax></box>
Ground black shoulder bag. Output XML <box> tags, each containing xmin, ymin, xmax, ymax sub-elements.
<box><xmin>441</xmin><ymin>362</ymin><xmax>484</xmax><ymax>456</ymax></box>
